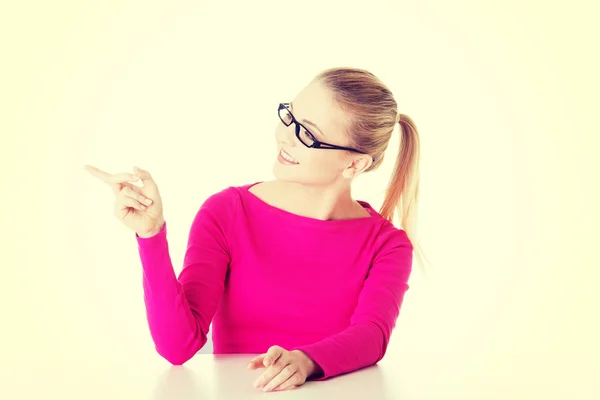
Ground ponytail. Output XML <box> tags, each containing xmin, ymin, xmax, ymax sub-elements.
<box><xmin>380</xmin><ymin>114</ymin><xmax>432</xmax><ymax>275</ymax></box>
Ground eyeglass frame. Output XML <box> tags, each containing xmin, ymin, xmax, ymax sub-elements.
<box><xmin>278</xmin><ymin>103</ymin><xmax>374</xmax><ymax>161</ymax></box>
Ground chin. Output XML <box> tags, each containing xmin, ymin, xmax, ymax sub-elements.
<box><xmin>272</xmin><ymin>162</ymin><xmax>306</xmax><ymax>183</ymax></box>
<box><xmin>272</xmin><ymin>163</ymin><xmax>296</xmax><ymax>182</ymax></box>
<box><xmin>272</xmin><ymin>163</ymin><xmax>333</xmax><ymax>186</ymax></box>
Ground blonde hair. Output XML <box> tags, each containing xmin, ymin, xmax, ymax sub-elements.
<box><xmin>314</xmin><ymin>67</ymin><xmax>433</xmax><ymax>275</ymax></box>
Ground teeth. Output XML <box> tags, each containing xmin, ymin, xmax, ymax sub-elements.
<box><xmin>281</xmin><ymin>150</ymin><xmax>297</xmax><ymax>163</ymax></box>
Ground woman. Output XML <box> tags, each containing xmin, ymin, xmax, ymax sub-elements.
<box><xmin>85</xmin><ymin>67</ymin><xmax>428</xmax><ymax>392</ymax></box>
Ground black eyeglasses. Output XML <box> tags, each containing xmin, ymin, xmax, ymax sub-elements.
<box><xmin>278</xmin><ymin>103</ymin><xmax>373</xmax><ymax>161</ymax></box>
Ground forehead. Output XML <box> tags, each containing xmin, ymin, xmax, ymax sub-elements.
<box><xmin>292</xmin><ymin>81</ymin><xmax>349</xmax><ymax>137</ymax></box>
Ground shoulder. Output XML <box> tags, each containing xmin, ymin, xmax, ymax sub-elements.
<box><xmin>372</xmin><ymin>219</ymin><xmax>414</xmax><ymax>271</ymax></box>
<box><xmin>375</xmin><ymin>219</ymin><xmax>413</xmax><ymax>250</ymax></box>
<box><xmin>188</xmin><ymin>183</ymin><xmax>254</xmax><ymax>237</ymax></box>
<box><xmin>198</xmin><ymin>182</ymin><xmax>259</xmax><ymax>214</ymax></box>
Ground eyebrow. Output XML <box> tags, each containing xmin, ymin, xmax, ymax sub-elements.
<box><xmin>289</xmin><ymin>101</ymin><xmax>325</xmax><ymax>137</ymax></box>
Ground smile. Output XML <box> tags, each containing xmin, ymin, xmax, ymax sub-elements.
<box><xmin>278</xmin><ymin>149</ymin><xmax>299</xmax><ymax>165</ymax></box>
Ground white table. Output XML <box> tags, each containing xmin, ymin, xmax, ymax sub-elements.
<box><xmin>1</xmin><ymin>353</ymin><xmax>399</xmax><ymax>400</ymax></box>
<box><xmin>1</xmin><ymin>351</ymin><xmax>596</xmax><ymax>399</ymax></box>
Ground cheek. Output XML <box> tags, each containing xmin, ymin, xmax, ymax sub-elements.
<box><xmin>302</xmin><ymin>152</ymin><xmax>328</xmax><ymax>167</ymax></box>
<box><xmin>303</xmin><ymin>152</ymin><xmax>345</xmax><ymax>174</ymax></box>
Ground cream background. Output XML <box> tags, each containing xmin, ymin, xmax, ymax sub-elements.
<box><xmin>1</xmin><ymin>0</ymin><xmax>598</xmax><ymax>398</ymax></box>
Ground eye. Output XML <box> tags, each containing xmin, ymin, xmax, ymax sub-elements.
<box><xmin>281</xmin><ymin>108</ymin><xmax>292</xmax><ymax>123</ymax></box>
<box><xmin>299</xmin><ymin>126</ymin><xmax>315</xmax><ymax>144</ymax></box>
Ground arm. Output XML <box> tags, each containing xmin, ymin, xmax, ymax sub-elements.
<box><xmin>136</xmin><ymin>188</ymin><xmax>236</xmax><ymax>365</ymax></box>
<box><xmin>292</xmin><ymin>229</ymin><xmax>413</xmax><ymax>380</ymax></box>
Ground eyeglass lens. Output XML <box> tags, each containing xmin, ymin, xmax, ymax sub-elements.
<box><xmin>279</xmin><ymin>106</ymin><xmax>315</xmax><ymax>147</ymax></box>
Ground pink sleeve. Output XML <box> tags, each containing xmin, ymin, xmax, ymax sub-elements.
<box><xmin>136</xmin><ymin>187</ymin><xmax>237</xmax><ymax>365</ymax></box>
<box><xmin>293</xmin><ymin>229</ymin><xmax>413</xmax><ymax>380</ymax></box>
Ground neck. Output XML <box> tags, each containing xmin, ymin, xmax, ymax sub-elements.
<box><xmin>277</xmin><ymin>180</ymin><xmax>359</xmax><ymax>221</ymax></box>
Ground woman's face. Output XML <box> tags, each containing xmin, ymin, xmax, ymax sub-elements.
<box><xmin>273</xmin><ymin>80</ymin><xmax>369</xmax><ymax>186</ymax></box>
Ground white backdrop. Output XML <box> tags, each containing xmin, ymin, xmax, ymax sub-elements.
<box><xmin>2</xmin><ymin>0</ymin><xmax>598</xmax><ymax>396</ymax></box>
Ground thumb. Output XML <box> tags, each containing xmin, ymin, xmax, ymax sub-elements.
<box><xmin>133</xmin><ymin>166</ymin><xmax>156</xmax><ymax>185</ymax></box>
<box><xmin>246</xmin><ymin>354</ymin><xmax>266</xmax><ymax>369</ymax></box>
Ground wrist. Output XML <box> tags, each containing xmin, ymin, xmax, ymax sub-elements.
<box><xmin>293</xmin><ymin>350</ymin><xmax>321</xmax><ymax>378</ymax></box>
<box><xmin>138</xmin><ymin>220</ymin><xmax>165</xmax><ymax>238</ymax></box>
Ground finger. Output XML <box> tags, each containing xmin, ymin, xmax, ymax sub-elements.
<box><xmin>133</xmin><ymin>166</ymin><xmax>154</xmax><ymax>182</ymax></box>
<box><xmin>121</xmin><ymin>182</ymin><xmax>137</xmax><ymax>191</ymax></box>
<box><xmin>108</xmin><ymin>172</ymin><xmax>140</xmax><ymax>184</ymax></box>
<box><xmin>253</xmin><ymin>358</ymin><xmax>289</xmax><ymax>389</ymax></box>
<box><xmin>274</xmin><ymin>384</ymin><xmax>299</xmax><ymax>392</ymax></box>
<box><xmin>111</xmin><ymin>179</ymin><xmax>142</xmax><ymax>195</ymax></box>
<box><xmin>84</xmin><ymin>165</ymin><xmax>139</xmax><ymax>185</ymax></box>
<box><xmin>118</xmin><ymin>193</ymin><xmax>147</xmax><ymax>212</ymax></box>
<box><xmin>263</xmin><ymin>345</ymin><xmax>283</xmax><ymax>367</ymax></box>
<box><xmin>122</xmin><ymin>186</ymin><xmax>153</xmax><ymax>206</ymax></box>
<box><xmin>85</xmin><ymin>165</ymin><xmax>140</xmax><ymax>195</ymax></box>
<box><xmin>273</xmin><ymin>374</ymin><xmax>302</xmax><ymax>391</ymax></box>
<box><xmin>84</xmin><ymin>165</ymin><xmax>112</xmax><ymax>183</ymax></box>
<box><xmin>262</xmin><ymin>366</ymin><xmax>297</xmax><ymax>392</ymax></box>
<box><xmin>246</xmin><ymin>355</ymin><xmax>265</xmax><ymax>370</ymax></box>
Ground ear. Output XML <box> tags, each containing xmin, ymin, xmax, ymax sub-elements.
<box><xmin>342</xmin><ymin>156</ymin><xmax>371</xmax><ymax>179</ymax></box>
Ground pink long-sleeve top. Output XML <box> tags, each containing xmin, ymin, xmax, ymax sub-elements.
<box><xmin>136</xmin><ymin>182</ymin><xmax>413</xmax><ymax>380</ymax></box>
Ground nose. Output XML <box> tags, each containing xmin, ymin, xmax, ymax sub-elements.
<box><xmin>276</xmin><ymin>123</ymin><xmax>297</xmax><ymax>147</ymax></box>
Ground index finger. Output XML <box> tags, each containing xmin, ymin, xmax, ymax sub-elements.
<box><xmin>247</xmin><ymin>354</ymin><xmax>266</xmax><ymax>369</ymax></box>
<box><xmin>84</xmin><ymin>165</ymin><xmax>139</xmax><ymax>185</ymax></box>
<box><xmin>264</xmin><ymin>346</ymin><xmax>284</xmax><ymax>367</ymax></box>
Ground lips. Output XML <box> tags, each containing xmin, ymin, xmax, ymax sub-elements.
<box><xmin>279</xmin><ymin>149</ymin><xmax>299</xmax><ymax>164</ymax></box>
